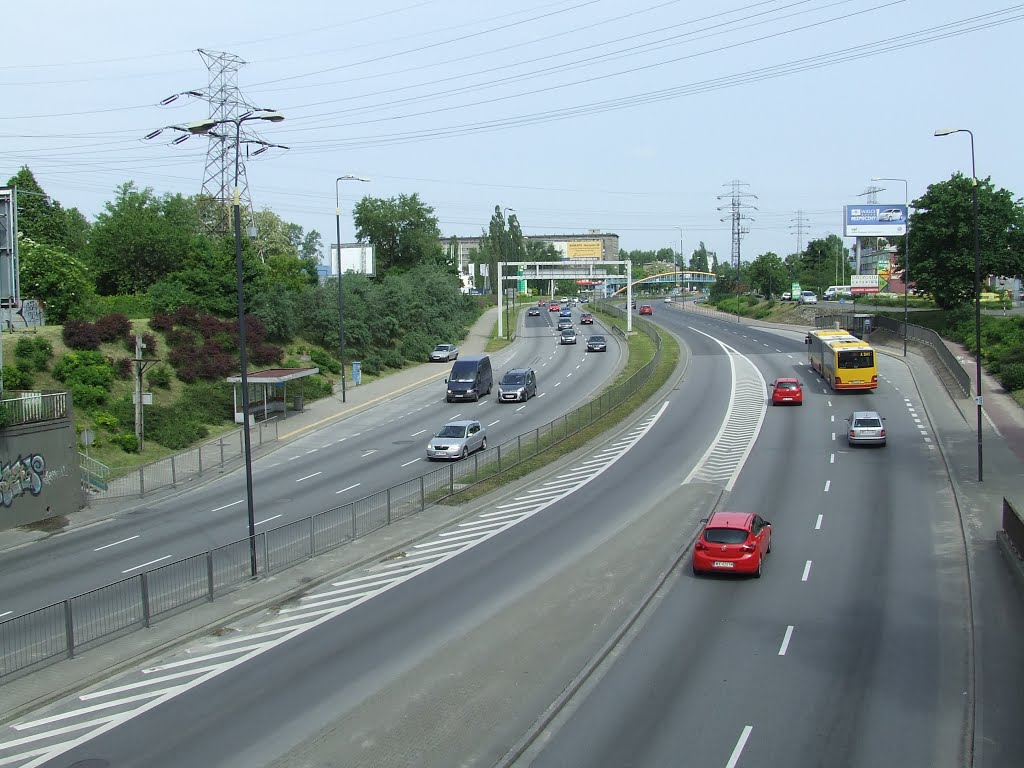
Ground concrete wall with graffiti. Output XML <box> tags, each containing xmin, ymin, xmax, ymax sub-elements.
<box><xmin>0</xmin><ymin>415</ymin><xmax>81</xmax><ymax>530</ymax></box>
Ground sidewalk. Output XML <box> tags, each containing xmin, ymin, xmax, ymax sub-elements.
<box><xmin>0</xmin><ymin>307</ymin><xmax>501</xmax><ymax>553</ymax></box>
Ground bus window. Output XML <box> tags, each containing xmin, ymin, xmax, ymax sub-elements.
<box><xmin>838</xmin><ymin>350</ymin><xmax>874</xmax><ymax>369</ymax></box>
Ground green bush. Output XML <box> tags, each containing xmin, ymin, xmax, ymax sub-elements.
<box><xmin>308</xmin><ymin>348</ymin><xmax>341</xmax><ymax>375</ymax></box>
<box><xmin>1</xmin><ymin>364</ymin><xmax>33</xmax><ymax>390</ymax></box>
<box><xmin>14</xmin><ymin>336</ymin><xmax>53</xmax><ymax>372</ymax></box>
<box><xmin>300</xmin><ymin>375</ymin><xmax>333</xmax><ymax>401</ymax></box>
<box><xmin>93</xmin><ymin>411</ymin><xmax>122</xmax><ymax>432</ymax></box>
<box><xmin>398</xmin><ymin>331</ymin><xmax>434</xmax><ymax>363</ymax></box>
<box><xmin>998</xmin><ymin>363</ymin><xmax>1024</xmax><ymax>393</ymax></box>
<box><xmin>112</xmin><ymin>432</ymin><xmax>140</xmax><ymax>453</ymax></box>
<box><xmin>69</xmin><ymin>382</ymin><xmax>108</xmax><ymax>409</ymax></box>
<box><xmin>179</xmin><ymin>381</ymin><xmax>234</xmax><ymax>425</ymax></box>
<box><xmin>147</xmin><ymin>364</ymin><xmax>173</xmax><ymax>389</ymax></box>
<box><xmin>359</xmin><ymin>354</ymin><xmax>384</xmax><ymax>376</ymax></box>
<box><xmin>91</xmin><ymin>294</ymin><xmax>153</xmax><ymax>320</ymax></box>
<box><xmin>53</xmin><ymin>352</ymin><xmax>115</xmax><ymax>390</ymax></box>
<box><xmin>144</xmin><ymin>403</ymin><xmax>210</xmax><ymax>450</ymax></box>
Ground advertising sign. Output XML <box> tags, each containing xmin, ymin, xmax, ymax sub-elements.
<box><xmin>850</xmin><ymin>274</ymin><xmax>880</xmax><ymax>295</ymax></box>
<box><xmin>566</xmin><ymin>240</ymin><xmax>602</xmax><ymax>260</ymax></box>
<box><xmin>330</xmin><ymin>244</ymin><xmax>376</xmax><ymax>276</ymax></box>
<box><xmin>843</xmin><ymin>204</ymin><xmax>908</xmax><ymax>237</ymax></box>
<box><xmin>791</xmin><ymin>282</ymin><xmax>801</xmax><ymax>297</ymax></box>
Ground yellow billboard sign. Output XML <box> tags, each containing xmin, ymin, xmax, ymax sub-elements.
<box><xmin>566</xmin><ymin>240</ymin><xmax>602</xmax><ymax>259</ymax></box>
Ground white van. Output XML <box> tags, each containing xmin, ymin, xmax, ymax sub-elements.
<box><xmin>823</xmin><ymin>285</ymin><xmax>852</xmax><ymax>300</ymax></box>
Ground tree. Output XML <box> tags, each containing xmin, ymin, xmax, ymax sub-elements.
<box><xmin>747</xmin><ymin>252</ymin><xmax>788</xmax><ymax>298</ymax></box>
<box><xmin>88</xmin><ymin>183</ymin><xmax>199</xmax><ymax>294</ymax></box>
<box><xmin>905</xmin><ymin>173</ymin><xmax>1024</xmax><ymax>309</ymax></box>
<box><xmin>800</xmin><ymin>234</ymin><xmax>848</xmax><ymax>293</ymax></box>
<box><xmin>689</xmin><ymin>242</ymin><xmax>713</xmax><ymax>273</ymax></box>
<box><xmin>18</xmin><ymin>236</ymin><xmax>96</xmax><ymax>322</ymax></box>
<box><xmin>352</xmin><ymin>193</ymin><xmax>444</xmax><ymax>274</ymax></box>
<box><xmin>6</xmin><ymin>166</ymin><xmax>91</xmax><ymax>257</ymax></box>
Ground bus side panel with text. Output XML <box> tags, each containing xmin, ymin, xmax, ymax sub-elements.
<box><xmin>807</xmin><ymin>329</ymin><xmax>878</xmax><ymax>390</ymax></box>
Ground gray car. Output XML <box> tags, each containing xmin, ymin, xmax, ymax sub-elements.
<box><xmin>430</xmin><ymin>343</ymin><xmax>459</xmax><ymax>362</ymax></box>
<box><xmin>426</xmin><ymin>419</ymin><xmax>487</xmax><ymax>460</ymax></box>
<box><xmin>846</xmin><ymin>410</ymin><xmax>886</xmax><ymax>446</ymax></box>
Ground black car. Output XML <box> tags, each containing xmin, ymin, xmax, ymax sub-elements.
<box><xmin>586</xmin><ymin>334</ymin><xmax>607</xmax><ymax>352</ymax></box>
<box><xmin>527</xmin><ymin>307</ymin><xmax>541</xmax><ymax>316</ymax></box>
<box><xmin>557</xmin><ymin>317</ymin><xmax>573</xmax><ymax>331</ymax></box>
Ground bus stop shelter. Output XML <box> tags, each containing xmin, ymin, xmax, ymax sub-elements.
<box><xmin>225</xmin><ymin>367</ymin><xmax>319</xmax><ymax>424</ymax></box>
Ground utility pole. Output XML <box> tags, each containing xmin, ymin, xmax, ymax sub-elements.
<box><xmin>133</xmin><ymin>335</ymin><xmax>157</xmax><ymax>449</ymax></box>
<box><xmin>718</xmin><ymin>181</ymin><xmax>757</xmax><ymax>322</ymax></box>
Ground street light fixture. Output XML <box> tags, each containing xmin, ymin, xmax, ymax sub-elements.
<box><xmin>933</xmin><ymin>128</ymin><xmax>983</xmax><ymax>482</ymax></box>
<box><xmin>871</xmin><ymin>177</ymin><xmax>910</xmax><ymax>357</ymax></box>
<box><xmin>675</xmin><ymin>226</ymin><xmax>684</xmax><ymax>293</ymax></box>
<box><xmin>335</xmin><ymin>175</ymin><xmax>371</xmax><ymax>403</ymax></box>
<box><xmin>188</xmin><ymin>109</ymin><xmax>286</xmax><ymax>576</ymax></box>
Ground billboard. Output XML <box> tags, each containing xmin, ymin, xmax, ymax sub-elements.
<box><xmin>565</xmin><ymin>240</ymin><xmax>602</xmax><ymax>260</ymax></box>
<box><xmin>850</xmin><ymin>274</ymin><xmax>880</xmax><ymax>295</ymax></box>
<box><xmin>0</xmin><ymin>187</ymin><xmax>19</xmax><ymax>308</ymax></box>
<box><xmin>330</xmin><ymin>243</ymin><xmax>376</xmax><ymax>276</ymax></box>
<box><xmin>843</xmin><ymin>204</ymin><xmax>908</xmax><ymax>237</ymax></box>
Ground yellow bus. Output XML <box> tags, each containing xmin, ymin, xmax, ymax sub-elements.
<box><xmin>805</xmin><ymin>329</ymin><xmax>878</xmax><ymax>390</ymax></box>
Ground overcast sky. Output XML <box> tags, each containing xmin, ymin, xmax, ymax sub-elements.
<box><xmin>3</xmin><ymin>0</ymin><xmax>1021</xmax><ymax>263</ymax></box>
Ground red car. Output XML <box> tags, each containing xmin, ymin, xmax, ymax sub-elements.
<box><xmin>692</xmin><ymin>511</ymin><xmax>772</xmax><ymax>578</ymax></box>
<box><xmin>549</xmin><ymin>302</ymin><xmax>561</xmax><ymax>312</ymax></box>
<box><xmin>770</xmin><ymin>377</ymin><xmax>803</xmax><ymax>406</ymax></box>
<box><xmin>639</xmin><ymin>304</ymin><xmax>653</xmax><ymax>315</ymax></box>
<box><xmin>580</xmin><ymin>312</ymin><xmax>594</xmax><ymax>324</ymax></box>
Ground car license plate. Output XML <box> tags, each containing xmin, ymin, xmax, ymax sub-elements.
<box><xmin>852</xmin><ymin>379</ymin><xmax>863</xmax><ymax>383</ymax></box>
<box><xmin>712</xmin><ymin>561</ymin><xmax>734</xmax><ymax>568</ymax></box>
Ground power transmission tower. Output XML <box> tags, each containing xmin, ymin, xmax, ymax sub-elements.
<box><xmin>858</xmin><ymin>185</ymin><xmax>884</xmax><ymax>205</ymax></box>
<box><xmin>790</xmin><ymin>210</ymin><xmax>811</xmax><ymax>256</ymax></box>
<box><xmin>717</xmin><ymin>180</ymin><xmax>757</xmax><ymax>269</ymax></box>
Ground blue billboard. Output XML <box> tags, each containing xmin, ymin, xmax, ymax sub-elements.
<box><xmin>843</xmin><ymin>204</ymin><xmax>908</xmax><ymax>237</ymax></box>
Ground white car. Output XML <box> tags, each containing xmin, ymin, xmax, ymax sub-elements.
<box><xmin>878</xmin><ymin>208</ymin><xmax>904</xmax><ymax>222</ymax></box>
<box><xmin>430</xmin><ymin>343</ymin><xmax>459</xmax><ymax>362</ymax></box>
<box><xmin>797</xmin><ymin>291</ymin><xmax>818</xmax><ymax>305</ymax></box>
<box><xmin>781</xmin><ymin>291</ymin><xmax>792</xmax><ymax>301</ymax></box>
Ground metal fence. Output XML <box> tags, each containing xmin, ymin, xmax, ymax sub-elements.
<box><xmin>1</xmin><ymin>305</ymin><xmax>661</xmax><ymax>682</ymax></box>
<box><xmin>84</xmin><ymin>420</ymin><xmax>281</xmax><ymax>500</ymax></box>
<box><xmin>0</xmin><ymin>391</ymin><xmax>68</xmax><ymax>427</ymax></box>
<box><xmin>816</xmin><ymin>312</ymin><xmax>971</xmax><ymax>398</ymax></box>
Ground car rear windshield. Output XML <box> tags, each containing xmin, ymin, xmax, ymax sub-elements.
<box><xmin>776</xmin><ymin>381</ymin><xmax>798</xmax><ymax>390</ymax></box>
<box><xmin>437</xmin><ymin>425</ymin><xmax>467</xmax><ymax>438</ymax></box>
<box><xmin>703</xmin><ymin>527</ymin><xmax>749</xmax><ymax>544</ymax></box>
<box><xmin>853</xmin><ymin>418</ymin><xmax>882</xmax><ymax>428</ymax></box>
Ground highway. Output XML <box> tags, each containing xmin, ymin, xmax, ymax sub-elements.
<box><xmin>1</xmin><ymin>304</ymin><xmax>1017</xmax><ymax>768</ymax></box>
<box><xmin>0</xmin><ymin>305</ymin><xmax>621</xmax><ymax>618</ymax></box>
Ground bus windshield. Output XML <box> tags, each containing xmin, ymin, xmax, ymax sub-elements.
<box><xmin>838</xmin><ymin>350</ymin><xmax>874</xmax><ymax>369</ymax></box>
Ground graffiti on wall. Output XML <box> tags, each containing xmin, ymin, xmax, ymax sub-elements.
<box><xmin>0</xmin><ymin>453</ymin><xmax>47</xmax><ymax>508</ymax></box>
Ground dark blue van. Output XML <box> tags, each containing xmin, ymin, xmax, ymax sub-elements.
<box><xmin>445</xmin><ymin>354</ymin><xmax>493</xmax><ymax>402</ymax></box>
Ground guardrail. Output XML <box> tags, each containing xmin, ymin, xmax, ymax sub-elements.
<box><xmin>83</xmin><ymin>420</ymin><xmax>281</xmax><ymax>500</ymax></box>
<box><xmin>1</xmin><ymin>306</ymin><xmax>661</xmax><ymax>682</ymax></box>
<box><xmin>0</xmin><ymin>391</ymin><xmax>69</xmax><ymax>427</ymax></box>
<box><xmin>815</xmin><ymin>312</ymin><xmax>971</xmax><ymax>398</ymax></box>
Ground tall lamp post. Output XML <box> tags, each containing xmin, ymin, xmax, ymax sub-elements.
<box><xmin>188</xmin><ymin>110</ymin><xmax>286</xmax><ymax>577</ymax></box>
<box><xmin>675</xmin><ymin>226</ymin><xmax>684</xmax><ymax>291</ymax></box>
<box><xmin>934</xmin><ymin>128</ymin><xmax>983</xmax><ymax>482</ymax></box>
<box><xmin>503</xmin><ymin>207</ymin><xmax>515</xmax><ymax>340</ymax></box>
<box><xmin>871</xmin><ymin>177</ymin><xmax>910</xmax><ymax>356</ymax></box>
<box><xmin>335</xmin><ymin>175</ymin><xmax>371</xmax><ymax>403</ymax></box>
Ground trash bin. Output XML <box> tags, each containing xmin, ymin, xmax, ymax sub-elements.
<box><xmin>352</xmin><ymin>361</ymin><xmax>361</xmax><ymax>386</ymax></box>
<box><xmin>293</xmin><ymin>394</ymin><xmax>304</xmax><ymax>412</ymax></box>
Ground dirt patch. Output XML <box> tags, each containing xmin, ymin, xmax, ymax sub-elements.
<box><xmin>20</xmin><ymin>515</ymin><xmax>70</xmax><ymax>535</ymax></box>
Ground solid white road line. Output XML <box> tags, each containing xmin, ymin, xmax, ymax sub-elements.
<box><xmin>725</xmin><ymin>726</ymin><xmax>753</xmax><ymax>768</ymax></box>
<box><xmin>801</xmin><ymin>560</ymin><xmax>812</xmax><ymax>581</ymax></box>
<box><xmin>296</xmin><ymin>472</ymin><xmax>321</xmax><ymax>482</ymax></box>
<box><xmin>122</xmin><ymin>555</ymin><xmax>172</xmax><ymax>574</ymax></box>
<box><xmin>254</xmin><ymin>515</ymin><xmax>282</xmax><ymax>527</ymax></box>
<box><xmin>211</xmin><ymin>500</ymin><xmax>244</xmax><ymax>512</ymax></box>
<box><xmin>335</xmin><ymin>483</ymin><xmax>360</xmax><ymax>494</ymax></box>
<box><xmin>94</xmin><ymin>535</ymin><xmax>140</xmax><ymax>552</ymax></box>
<box><xmin>778</xmin><ymin>625</ymin><xmax>794</xmax><ymax>656</ymax></box>
<box><xmin>815</xmin><ymin>514</ymin><xmax>823</xmax><ymax>530</ymax></box>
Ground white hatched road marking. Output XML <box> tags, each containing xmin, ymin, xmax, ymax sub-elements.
<box><xmin>0</xmin><ymin>403</ymin><xmax>673</xmax><ymax>768</ymax></box>
<box><xmin>682</xmin><ymin>328</ymin><xmax>768</xmax><ymax>492</ymax></box>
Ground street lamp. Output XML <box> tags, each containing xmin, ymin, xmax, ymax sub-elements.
<box><xmin>188</xmin><ymin>109</ymin><xmax>286</xmax><ymax>577</ymax></box>
<box><xmin>934</xmin><ymin>127</ymin><xmax>983</xmax><ymax>482</ymax></box>
<box><xmin>335</xmin><ymin>175</ymin><xmax>370</xmax><ymax>403</ymax></box>
<box><xmin>871</xmin><ymin>177</ymin><xmax>910</xmax><ymax>357</ymax></box>
<box><xmin>503</xmin><ymin>207</ymin><xmax>515</xmax><ymax>340</ymax></box>
<box><xmin>675</xmin><ymin>226</ymin><xmax>684</xmax><ymax>291</ymax></box>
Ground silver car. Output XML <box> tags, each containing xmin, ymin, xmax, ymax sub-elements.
<box><xmin>846</xmin><ymin>410</ymin><xmax>886</xmax><ymax>446</ymax></box>
<box><xmin>426</xmin><ymin>419</ymin><xmax>487</xmax><ymax>460</ymax></box>
<box><xmin>430</xmin><ymin>343</ymin><xmax>459</xmax><ymax>362</ymax></box>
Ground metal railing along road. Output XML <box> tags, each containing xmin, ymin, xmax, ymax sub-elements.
<box><xmin>0</xmin><ymin>391</ymin><xmax>68</xmax><ymax>426</ymax></box>
<box><xmin>1</xmin><ymin>305</ymin><xmax>660</xmax><ymax>682</ymax></box>
<box><xmin>82</xmin><ymin>420</ymin><xmax>280</xmax><ymax>499</ymax></box>
<box><xmin>815</xmin><ymin>312</ymin><xmax>971</xmax><ymax>398</ymax></box>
